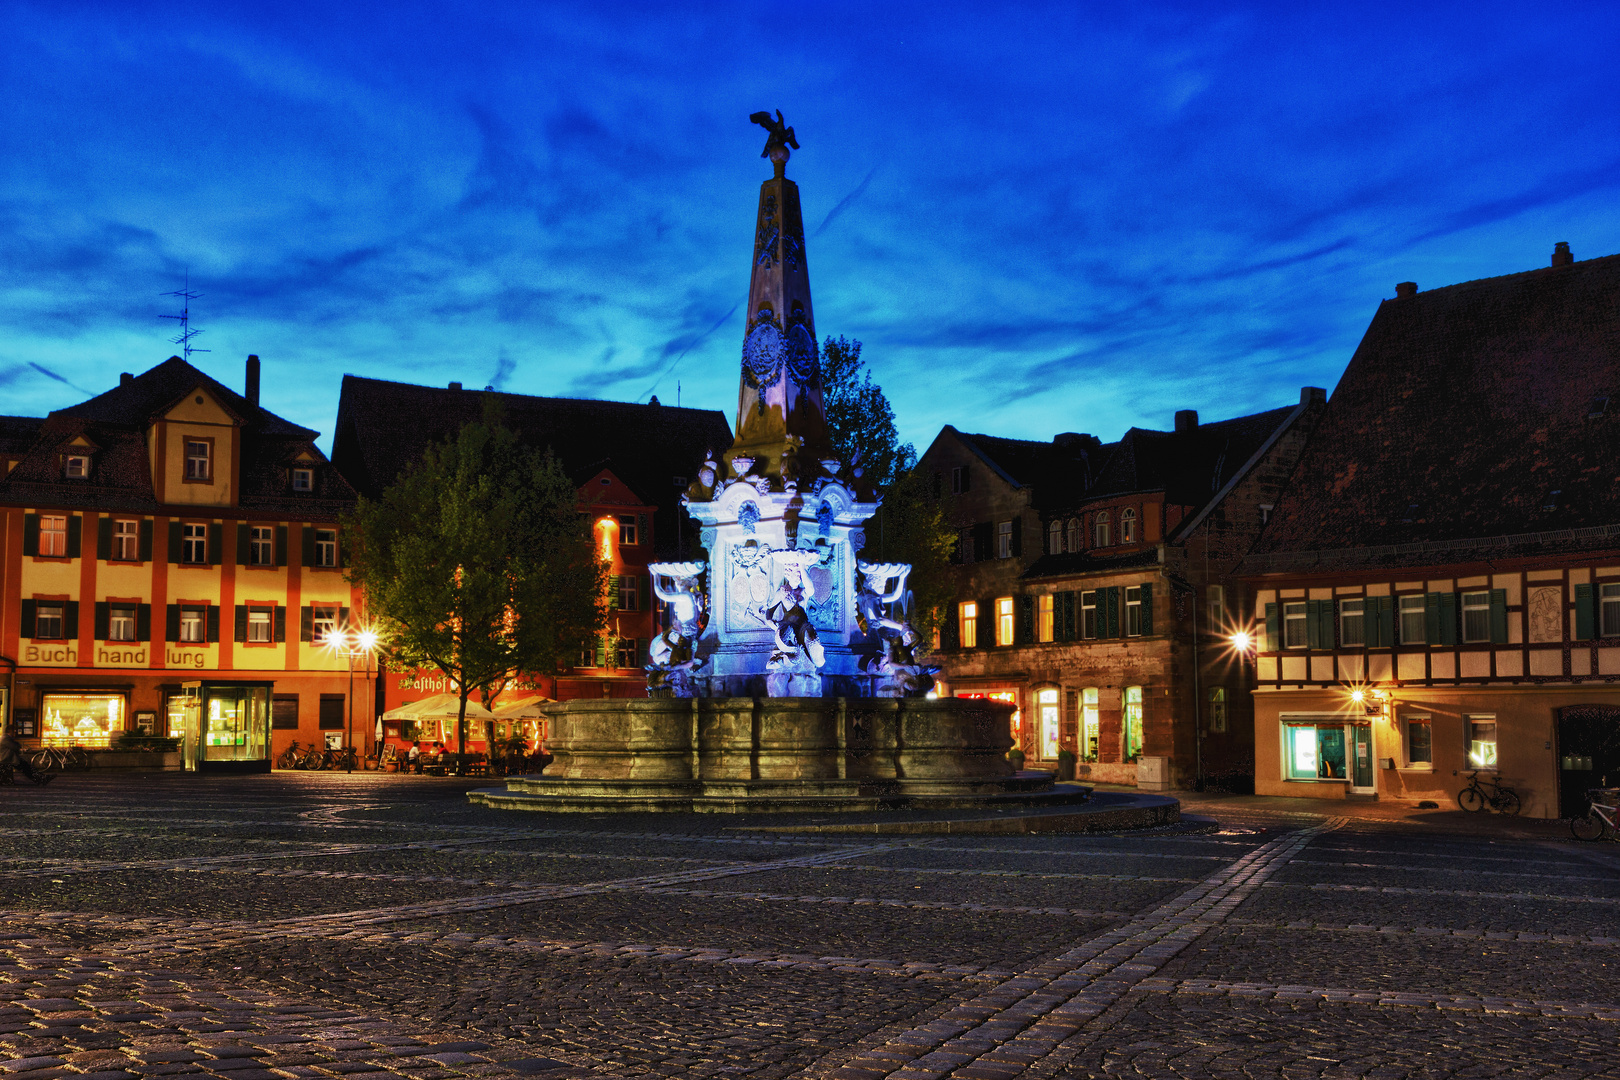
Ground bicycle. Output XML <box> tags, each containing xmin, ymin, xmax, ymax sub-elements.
<box><xmin>1457</xmin><ymin>769</ymin><xmax>1520</xmax><ymax>815</ymax></box>
<box><xmin>1571</xmin><ymin>789</ymin><xmax>1620</xmax><ymax>841</ymax></box>
<box><xmin>275</xmin><ymin>741</ymin><xmax>309</xmax><ymax>770</ymax></box>
<box><xmin>30</xmin><ymin>745</ymin><xmax>92</xmax><ymax>773</ymax></box>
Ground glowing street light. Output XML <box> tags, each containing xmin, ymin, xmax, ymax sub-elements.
<box><xmin>1229</xmin><ymin>629</ymin><xmax>1254</xmax><ymax>655</ymax></box>
<box><xmin>324</xmin><ymin>619</ymin><xmax>383</xmax><ymax>774</ymax></box>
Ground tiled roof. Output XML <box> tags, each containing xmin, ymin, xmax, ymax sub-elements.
<box><xmin>1022</xmin><ymin>546</ymin><xmax>1162</xmax><ymax>580</ymax></box>
<box><xmin>331</xmin><ymin>376</ymin><xmax>733</xmax><ymax>557</ymax></box>
<box><xmin>0</xmin><ymin>357</ymin><xmax>354</xmax><ymax>517</ymax></box>
<box><xmin>1250</xmin><ymin>251</ymin><xmax>1620</xmax><ymax>561</ymax></box>
<box><xmin>951</xmin><ymin>428</ymin><xmax>1111</xmax><ymax>506</ymax></box>
<box><xmin>0</xmin><ymin>415</ymin><xmax>44</xmax><ymax>456</ymax></box>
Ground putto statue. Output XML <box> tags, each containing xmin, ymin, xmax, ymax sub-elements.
<box><xmin>749</xmin><ymin>109</ymin><xmax>799</xmax><ymax>176</ymax></box>
<box><xmin>855</xmin><ymin>561</ymin><xmax>940</xmax><ymax>698</ymax></box>
<box><xmin>646</xmin><ymin>561</ymin><xmax>708</xmax><ymax>698</ymax></box>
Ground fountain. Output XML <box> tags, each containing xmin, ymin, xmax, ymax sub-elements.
<box><xmin>471</xmin><ymin>114</ymin><xmax>1077</xmax><ymax>812</ymax></box>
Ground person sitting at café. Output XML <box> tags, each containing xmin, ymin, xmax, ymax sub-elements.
<box><xmin>407</xmin><ymin>741</ymin><xmax>422</xmax><ymax>774</ymax></box>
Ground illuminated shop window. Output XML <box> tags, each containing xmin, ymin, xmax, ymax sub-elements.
<box><xmin>1038</xmin><ymin>688</ymin><xmax>1060</xmax><ymax>760</ymax></box>
<box><xmin>41</xmin><ymin>693</ymin><xmax>124</xmax><ymax>748</ymax></box>
<box><xmin>1285</xmin><ymin>724</ymin><xmax>1347</xmax><ymax>780</ymax></box>
<box><xmin>1123</xmin><ymin>686</ymin><xmax>1143</xmax><ymax>761</ymax></box>
<box><xmin>1081</xmin><ymin>688</ymin><xmax>1099</xmax><ymax>762</ymax></box>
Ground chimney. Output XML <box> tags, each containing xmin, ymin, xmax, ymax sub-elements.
<box><xmin>1395</xmin><ymin>281</ymin><xmax>1418</xmax><ymax>299</ymax></box>
<box><xmin>448</xmin><ymin>381</ymin><xmax>463</xmax><ymax>391</ymax></box>
<box><xmin>1552</xmin><ymin>241</ymin><xmax>1574</xmax><ymax>267</ymax></box>
<box><xmin>245</xmin><ymin>355</ymin><xmax>261</xmax><ymax>406</ymax></box>
<box><xmin>1302</xmin><ymin>386</ymin><xmax>1326</xmax><ymax>405</ymax></box>
<box><xmin>120</xmin><ymin>372</ymin><xmax>133</xmax><ymax>387</ymax></box>
<box><xmin>1174</xmin><ymin>409</ymin><xmax>1198</xmax><ymax>433</ymax></box>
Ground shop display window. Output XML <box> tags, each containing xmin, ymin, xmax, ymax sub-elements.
<box><xmin>1123</xmin><ymin>686</ymin><xmax>1144</xmax><ymax>761</ymax></box>
<box><xmin>41</xmin><ymin>693</ymin><xmax>125</xmax><ymax>748</ymax></box>
<box><xmin>1081</xmin><ymin>688</ymin><xmax>1099</xmax><ymax>762</ymax></box>
<box><xmin>204</xmin><ymin>687</ymin><xmax>269</xmax><ymax>761</ymax></box>
<box><xmin>1468</xmin><ymin>716</ymin><xmax>1498</xmax><ymax>769</ymax></box>
<box><xmin>1285</xmin><ymin>724</ymin><xmax>1348</xmax><ymax>780</ymax></box>
<box><xmin>1037</xmin><ymin>688</ymin><xmax>1060</xmax><ymax>760</ymax></box>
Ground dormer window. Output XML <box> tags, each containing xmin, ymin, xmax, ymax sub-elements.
<box><xmin>292</xmin><ymin>468</ymin><xmax>313</xmax><ymax>492</ymax></box>
<box><xmin>1120</xmin><ymin>508</ymin><xmax>1137</xmax><ymax>543</ymax></box>
<box><xmin>64</xmin><ymin>454</ymin><xmax>90</xmax><ymax>479</ymax></box>
<box><xmin>185</xmin><ymin>439</ymin><xmax>212</xmax><ymax>482</ymax></box>
<box><xmin>1094</xmin><ymin>511</ymin><xmax>1110</xmax><ymax>548</ymax></box>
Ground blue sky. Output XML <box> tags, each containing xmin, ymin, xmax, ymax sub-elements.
<box><xmin>2</xmin><ymin>2</ymin><xmax>1617</xmax><ymax>455</ymax></box>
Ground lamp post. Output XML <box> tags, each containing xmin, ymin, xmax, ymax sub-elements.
<box><xmin>326</xmin><ymin>625</ymin><xmax>379</xmax><ymax>773</ymax></box>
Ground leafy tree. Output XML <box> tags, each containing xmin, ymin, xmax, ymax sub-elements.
<box><xmin>822</xmin><ymin>335</ymin><xmax>916</xmax><ymax>489</ymax></box>
<box><xmin>346</xmin><ymin>400</ymin><xmax>605</xmax><ymax>772</ymax></box>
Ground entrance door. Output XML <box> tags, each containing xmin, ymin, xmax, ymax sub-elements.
<box><xmin>1558</xmin><ymin>706</ymin><xmax>1620</xmax><ymax>818</ymax></box>
<box><xmin>167</xmin><ymin>692</ymin><xmax>201</xmax><ymax>771</ymax></box>
<box><xmin>1037</xmin><ymin>689</ymin><xmax>1061</xmax><ymax>761</ymax></box>
<box><xmin>1350</xmin><ymin>724</ymin><xmax>1374</xmax><ymax>792</ymax></box>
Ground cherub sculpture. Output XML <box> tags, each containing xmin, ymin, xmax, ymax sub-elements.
<box><xmin>766</xmin><ymin>550</ymin><xmax>827</xmax><ymax>693</ymax></box>
<box><xmin>854</xmin><ymin>560</ymin><xmax>940</xmax><ymax>697</ymax></box>
<box><xmin>646</xmin><ymin>561</ymin><xmax>707</xmax><ymax>698</ymax></box>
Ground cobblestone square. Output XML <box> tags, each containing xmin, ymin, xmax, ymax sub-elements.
<box><xmin>1</xmin><ymin>775</ymin><xmax>1616</xmax><ymax>1080</ymax></box>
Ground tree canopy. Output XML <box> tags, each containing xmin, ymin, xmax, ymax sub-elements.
<box><xmin>345</xmin><ymin>400</ymin><xmax>605</xmax><ymax>767</ymax></box>
<box><xmin>822</xmin><ymin>335</ymin><xmax>916</xmax><ymax>490</ymax></box>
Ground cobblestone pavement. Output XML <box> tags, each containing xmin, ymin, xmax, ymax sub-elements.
<box><xmin>0</xmin><ymin>776</ymin><xmax>1616</xmax><ymax>1080</ymax></box>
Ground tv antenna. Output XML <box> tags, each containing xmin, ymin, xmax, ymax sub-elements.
<box><xmin>161</xmin><ymin>274</ymin><xmax>211</xmax><ymax>361</ymax></box>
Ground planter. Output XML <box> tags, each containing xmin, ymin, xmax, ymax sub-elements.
<box><xmin>87</xmin><ymin>750</ymin><xmax>184</xmax><ymax>771</ymax></box>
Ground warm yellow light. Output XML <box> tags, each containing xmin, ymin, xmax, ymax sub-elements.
<box><xmin>1350</xmin><ymin>689</ymin><xmax>1365</xmax><ymax>704</ymax></box>
<box><xmin>1230</xmin><ymin>630</ymin><xmax>1252</xmax><ymax>653</ymax></box>
<box><xmin>357</xmin><ymin>629</ymin><xmax>378</xmax><ymax>652</ymax></box>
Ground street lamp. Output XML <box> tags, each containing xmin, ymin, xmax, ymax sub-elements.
<box><xmin>324</xmin><ymin>621</ymin><xmax>381</xmax><ymax>773</ymax></box>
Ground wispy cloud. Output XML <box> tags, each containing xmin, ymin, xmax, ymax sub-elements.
<box><xmin>816</xmin><ymin>167</ymin><xmax>877</xmax><ymax>237</ymax></box>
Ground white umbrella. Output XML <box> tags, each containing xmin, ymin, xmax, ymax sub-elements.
<box><xmin>490</xmin><ymin>693</ymin><xmax>552</xmax><ymax>720</ymax></box>
<box><xmin>381</xmin><ymin>693</ymin><xmax>495</xmax><ymax>722</ymax></box>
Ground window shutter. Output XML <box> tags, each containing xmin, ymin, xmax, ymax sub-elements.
<box><xmin>1489</xmin><ymin>589</ymin><xmax>1508</xmax><ymax>644</ymax></box>
<box><xmin>1264</xmin><ymin>602</ymin><xmax>1279</xmax><ymax>652</ymax></box>
<box><xmin>1575</xmin><ymin>583</ymin><xmax>1595</xmax><ymax>641</ymax></box>
<box><xmin>136</xmin><ymin>604</ymin><xmax>151</xmax><ymax>642</ymax></box>
<box><xmin>941</xmin><ymin>609</ymin><xmax>959</xmax><ymax>650</ymax></box>
<box><xmin>1064</xmin><ymin>591</ymin><xmax>1077</xmax><ymax>640</ymax></box>
<box><xmin>1140</xmin><ymin>582</ymin><xmax>1153</xmax><ymax>635</ymax></box>
<box><xmin>339</xmin><ymin>606</ymin><xmax>350</xmax><ymax>629</ymax></box>
<box><xmin>608</xmin><ymin>574</ymin><xmax>621</xmax><ymax>610</ymax></box>
<box><xmin>1438</xmin><ymin>592</ymin><xmax>1457</xmax><ymax>646</ymax></box>
<box><xmin>275</xmin><ymin>526</ymin><xmax>288</xmax><ymax>567</ymax></box>
<box><xmin>301</xmin><ymin>526</ymin><xmax>316</xmax><ymax>567</ymax></box>
<box><xmin>234</xmin><ymin>605</ymin><xmax>248</xmax><ymax>643</ymax></box>
<box><xmin>236</xmin><ymin>524</ymin><xmax>251</xmax><ymax>565</ymax></box>
<box><xmin>207</xmin><ymin>605</ymin><xmax>221</xmax><ymax>643</ymax></box>
<box><xmin>638</xmin><ymin>513</ymin><xmax>649</xmax><ymax>547</ymax></box>
<box><xmin>138</xmin><ymin>519</ymin><xmax>153</xmax><ymax>562</ymax></box>
<box><xmin>1010</xmin><ymin>517</ymin><xmax>1022</xmax><ymax>557</ymax></box>
<box><xmin>63</xmin><ymin>601</ymin><xmax>79</xmax><ymax>639</ymax></box>
<box><xmin>1019</xmin><ymin>595</ymin><xmax>1034</xmax><ymax>644</ymax></box>
<box><xmin>973</xmin><ymin>522</ymin><xmax>992</xmax><ymax>562</ymax></box>
<box><xmin>1376</xmin><ymin>596</ymin><xmax>1395</xmax><ymax>648</ymax></box>
<box><xmin>94</xmin><ymin>602</ymin><xmax>110</xmax><ymax>641</ymax></box>
<box><xmin>20</xmin><ymin>600</ymin><xmax>35</xmax><ymax>638</ymax></box>
<box><xmin>595</xmin><ymin>637</ymin><xmax>607</xmax><ymax>667</ymax></box>
<box><xmin>339</xmin><ymin>529</ymin><xmax>350</xmax><ymax>568</ymax></box>
<box><xmin>97</xmin><ymin>517</ymin><xmax>113</xmax><ymax>560</ymax></box>
<box><xmin>1425</xmin><ymin>593</ymin><xmax>1442</xmax><ymax>645</ymax></box>
<box><xmin>1308</xmin><ymin>599</ymin><xmax>1334</xmax><ymax>649</ymax></box>
<box><xmin>274</xmin><ymin>606</ymin><xmax>286</xmax><ymax>643</ymax></box>
<box><xmin>208</xmin><ymin>523</ymin><xmax>223</xmax><ymax>566</ymax></box>
<box><xmin>168</xmin><ymin>521</ymin><xmax>183</xmax><ymax>563</ymax></box>
<box><xmin>1104</xmin><ymin>587</ymin><xmax>1120</xmax><ymax>638</ymax></box>
<box><xmin>22</xmin><ymin>513</ymin><xmax>38</xmax><ymax>557</ymax></box>
<box><xmin>165</xmin><ymin>604</ymin><xmax>181</xmax><ymax>642</ymax></box>
<box><xmin>300</xmin><ymin>606</ymin><xmax>314</xmax><ymax>642</ymax></box>
<box><xmin>66</xmin><ymin>515</ymin><xmax>81</xmax><ymax>558</ymax></box>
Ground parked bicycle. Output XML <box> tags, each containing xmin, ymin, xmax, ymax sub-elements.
<box><xmin>1571</xmin><ymin>789</ymin><xmax>1620</xmax><ymax>841</ymax></box>
<box><xmin>30</xmin><ymin>745</ymin><xmax>93</xmax><ymax>773</ymax></box>
<box><xmin>276</xmin><ymin>741</ymin><xmax>311</xmax><ymax>770</ymax></box>
<box><xmin>1457</xmin><ymin>769</ymin><xmax>1520</xmax><ymax>814</ymax></box>
<box><xmin>301</xmin><ymin>745</ymin><xmax>358</xmax><ymax>771</ymax></box>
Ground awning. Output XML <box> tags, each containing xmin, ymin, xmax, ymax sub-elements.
<box><xmin>381</xmin><ymin>693</ymin><xmax>496</xmax><ymax>723</ymax></box>
<box><xmin>490</xmin><ymin>693</ymin><xmax>552</xmax><ymax>721</ymax></box>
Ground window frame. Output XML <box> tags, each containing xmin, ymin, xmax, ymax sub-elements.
<box><xmin>181</xmin><ymin>522</ymin><xmax>208</xmax><ymax>565</ymax></box>
<box><xmin>1036</xmin><ymin>594</ymin><xmax>1054</xmax><ymax>643</ymax></box>
<box><xmin>1339</xmin><ymin>597</ymin><xmax>1366</xmax><ymax>648</ymax></box>
<box><xmin>1460</xmin><ymin>590</ymin><xmax>1491</xmax><ymax>644</ymax></box>
<box><xmin>1122</xmin><ymin>685</ymin><xmax>1144</xmax><ymax>761</ymax></box>
<box><xmin>1404</xmin><ymin>714</ymin><xmax>1433</xmax><ymax>768</ymax></box>
<box><xmin>249</xmin><ymin>525</ymin><xmax>275</xmax><ymax>567</ymax></box>
<box><xmin>996</xmin><ymin>520</ymin><xmax>1013</xmax><ymax>560</ymax></box>
<box><xmin>617</xmin><ymin>575</ymin><xmax>639</xmax><ymax>611</ymax></box>
<box><xmin>314</xmin><ymin>528</ymin><xmax>338</xmax><ymax>568</ymax></box>
<box><xmin>107</xmin><ymin>604</ymin><xmax>138</xmax><ymax>643</ymax></box>
<box><xmin>112</xmin><ymin>518</ymin><xmax>139</xmax><ymax>562</ymax></box>
<box><xmin>1467</xmin><ymin>714</ymin><xmax>1498</xmax><ymax>770</ymax></box>
<box><xmin>1120</xmin><ymin>507</ymin><xmax>1137</xmax><ymax>543</ymax></box>
<box><xmin>183</xmin><ymin>437</ymin><xmax>214</xmax><ymax>483</ymax></box>
<box><xmin>995</xmin><ymin>596</ymin><xmax>1014</xmax><ymax>646</ymax></box>
<box><xmin>1125</xmin><ymin>586</ymin><xmax>1142</xmax><ymax>636</ymax></box>
<box><xmin>1603</xmin><ymin>582</ymin><xmax>1620</xmax><ymax>638</ymax></box>
<box><xmin>33</xmin><ymin>602</ymin><xmax>66</xmax><ymax>640</ymax></box>
<box><xmin>958</xmin><ymin>601</ymin><xmax>978</xmax><ymax>649</ymax></box>
<box><xmin>291</xmin><ymin>467</ymin><xmax>313</xmax><ymax>492</ymax></box>
<box><xmin>1093</xmin><ymin>511</ymin><xmax>1110</xmax><ymax>548</ymax></box>
<box><xmin>246</xmin><ymin>605</ymin><xmax>275</xmax><ymax>645</ymax></box>
<box><xmin>1399</xmin><ymin>594</ymin><xmax>1426</xmax><ymax>644</ymax></box>
<box><xmin>178</xmin><ymin>605</ymin><xmax>207</xmax><ymax>644</ymax></box>
<box><xmin>1036</xmin><ymin>687</ymin><xmax>1060</xmax><ymax>760</ymax></box>
<box><xmin>618</xmin><ymin>514</ymin><xmax>639</xmax><ymax>547</ymax></box>
<box><xmin>1283</xmin><ymin>601</ymin><xmax>1309</xmax><ymax>649</ymax></box>
<box><xmin>39</xmin><ymin>514</ymin><xmax>68</xmax><ymax>558</ymax></box>
<box><xmin>1080</xmin><ymin>687</ymin><xmax>1100</xmax><ymax>762</ymax></box>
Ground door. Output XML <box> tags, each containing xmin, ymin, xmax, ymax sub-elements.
<box><xmin>1037</xmin><ymin>689</ymin><xmax>1060</xmax><ymax>761</ymax></box>
<box><xmin>1350</xmin><ymin>724</ymin><xmax>1374</xmax><ymax>792</ymax></box>
<box><xmin>1558</xmin><ymin>706</ymin><xmax>1620</xmax><ymax>818</ymax></box>
<box><xmin>167</xmin><ymin>692</ymin><xmax>201</xmax><ymax>771</ymax></box>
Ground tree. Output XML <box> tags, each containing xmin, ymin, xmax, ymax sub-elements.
<box><xmin>345</xmin><ymin>400</ymin><xmax>605</xmax><ymax>772</ymax></box>
<box><xmin>821</xmin><ymin>335</ymin><xmax>953</xmax><ymax>644</ymax></box>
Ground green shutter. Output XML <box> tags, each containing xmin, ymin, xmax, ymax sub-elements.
<box><xmin>1104</xmin><ymin>587</ymin><xmax>1121</xmax><ymax>638</ymax></box>
<box><xmin>96</xmin><ymin>517</ymin><xmax>112</xmax><ymax>560</ymax></box>
<box><xmin>1019</xmin><ymin>595</ymin><xmax>1034</xmax><ymax>644</ymax></box>
<box><xmin>1575</xmin><ymin>583</ymin><xmax>1594</xmax><ymax>641</ymax></box>
<box><xmin>1489</xmin><ymin>589</ymin><xmax>1508</xmax><ymax>644</ymax></box>
<box><xmin>1438</xmin><ymin>592</ymin><xmax>1457</xmax><ymax>646</ymax></box>
<box><xmin>21</xmin><ymin>513</ymin><xmax>38</xmax><ymax>557</ymax></box>
<box><xmin>1264</xmin><ymin>603</ymin><xmax>1279</xmax><ymax>652</ymax></box>
<box><xmin>608</xmin><ymin>574</ymin><xmax>621</xmax><ymax>610</ymax></box>
<box><xmin>1060</xmin><ymin>592</ymin><xmax>1074</xmax><ymax>640</ymax></box>
<box><xmin>1307</xmin><ymin>599</ymin><xmax>1334</xmax><ymax>649</ymax></box>
<box><xmin>207</xmin><ymin>605</ymin><xmax>220</xmax><ymax>642</ymax></box>
<box><xmin>274</xmin><ymin>607</ymin><xmax>286</xmax><ymax>643</ymax></box>
<box><xmin>1376</xmin><ymin>595</ymin><xmax>1395</xmax><ymax>648</ymax></box>
<box><xmin>66</xmin><ymin>515</ymin><xmax>81</xmax><ymax>558</ymax></box>
<box><xmin>1140</xmin><ymin>582</ymin><xmax>1153</xmax><ymax>634</ymax></box>
<box><xmin>94</xmin><ymin>602</ymin><xmax>110</xmax><ymax>641</ymax></box>
<box><xmin>1425</xmin><ymin>593</ymin><xmax>1442</xmax><ymax>645</ymax></box>
<box><xmin>300</xmin><ymin>606</ymin><xmax>313</xmax><ymax>642</ymax></box>
<box><xmin>301</xmin><ymin>525</ymin><xmax>316</xmax><ymax>567</ymax></box>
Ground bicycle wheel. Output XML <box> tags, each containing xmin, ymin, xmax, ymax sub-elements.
<box><xmin>1457</xmin><ymin>786</ymin><xmax>1487</xmax><ymax>812</ymax></box>
<box><xmin>1494</xmin><ymin>789</ymin><xmax>1521</xmax><ymax>816</ymax></box>
<box><xmin>1572</xmin><ymin>812</ymin><xmax>1607</xmax><ymax>841</ymax></box>
<box><xmin>29</xmin><ymin>750</ymin><xmax>54</xmax><ymax>773</ymax></box>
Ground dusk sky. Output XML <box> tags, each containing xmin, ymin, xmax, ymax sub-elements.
<box><xmin>2</xmin><ymin>3</ymin><xmax>1617</xmax><ymax>456</ymax></box>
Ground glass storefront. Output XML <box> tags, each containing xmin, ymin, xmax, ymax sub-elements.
<box><xmin>40</xmin><ymin>693</ymin><xmax>125</xmax><ymax>747</ymax></box>
<box><xmin>166</xmin><ymin>682</ymin><xmax>272</xmax><ymax>771</ymax></box>
<box><xmin>1286</xmin><ymin>723</ymin><xmax>1347</xmax><ymax>780</ymax></box>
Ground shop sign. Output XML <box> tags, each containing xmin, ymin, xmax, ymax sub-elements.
<box><xmin>165</xmin><ymin>647</ymin><xmax>211</xmax><ymax>669</ymax></box>
<box><xmin>397</xmin><ymin>672</ymin><xmax>456</xmax><ymax>693</ymax></box>
<box><xmin>96</xmin><ymin>645</ymin><xmax>148</xmax><ymax>668</ymax></box>
<box><xmin>22</xmin><ymin>644</ymin><xmax>77</xmax><ymax>666</ymax></box>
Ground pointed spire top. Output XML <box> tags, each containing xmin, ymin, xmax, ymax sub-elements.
<box><xmin>749</xmin><ymin>109</ymin><xmax>800</xmax><ymax>179</ymax></box>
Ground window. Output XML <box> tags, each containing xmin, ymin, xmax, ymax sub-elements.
<box><xmin>1048</xmin><ymin>520</ymin><xmax>1063</xmax><ymax>554</ymax></box>
<box><xmin>40</xmin><ymin>515</ymin><xmax>67</xmax><ymax>557</ymax></box>
<box><xmin>996</xmin><ymin>521</ymin><xmax>1012</xmax><ymax>559</ymax></box>
<box><xmin>108</xmin><ymin>605</ymin><xmax>136</xmax><ymax>642</ymax></box>
<box><xmin>1094</xmin><ymin>511</ymin><xmax>1110</xmax><ymax>548</ymax></box>
<box><xmin>248</xmin><ymin>607</ymin><xmax>273</xmax><ymax>643</ymax></box>
<box><xmin>1285</xmin><ymin>724</ymin><xmax>1347</xmax><ymax>780</ymax></box>
<box><xmin>113</xmin><ymin>519</ymin><xmax>139</xmax><ymax>561</ymax></box>
<box><xmin>1081</xmin><ymin>591</ymin><xmax>1098</xmax><ymax>639</ymax></box>
<box><xmin>1406</xmin><ymin>717</ymin><xmax>1432</xmax><ymax>765</ymax></box>
<box><xmin>291</xmin><ymin>468</ymin><xmax>313</xmax><ymax>492</ymax></box>
<box><xmin>1121</xmin><ymin>508</ymin><xmax>1137</xmax><ymax>543</ymax></box>
<box><xmin>1468</xmin><ymin>717</ymin><xmax>1498</xmax><ymax>769</ymax></box>
<box><xmin>1399</xmin><ymin>595</ymin><xmax>1426</xmax><ymax>644</ymax></box>
<box><xmin>616</xmin><ymin>637</ymin><xmax>643</xmax><ymax>669</ymax></box>
<box><xmin>40</xmin><ymin>692</ymin><xmax>124</xmax><ymax>748</ymax></box>
<box><xmin>1603</xmin><ymin>583</ymin><xmax>1620</xmax><ymax>637</ymax></box>
<box><xmin>34</xmin><ymin>603</ymin><xmax>64</xmax><ymax>639</ymax></box>
<box><xmin>1125</xmin><ymin>587</ymin><xmax>1143</xmax><ymax>636</ymax></box>
<box><xmin>312</xmin><ymin>605</ymin><xmax>340</xmax><ymax>643</ymax></box>
<box><xmin>318</xmin><ymin>694</ymin><xmax>346</xmax><ymax>730</ymax></box>
<box><xmin>64</xmin><ymin>455</ymin><xmax>89</xmax><ymax>479</ymax></box>
<box><xmin>249</xmin><ymin>526</ymin><xmax>274</xmax><ymax>566</ymax></box>
<box><xmin>1037</xmin><ymin>688</ymin><xmax>1060</xmax><ymax>760</ymax></box>
<box><xmin>1080</xmin><ymin>688</ymin><xmax>1099</xmax><ymax>761</ymax></box>
<box><xmin>184</xmin><ymin>440</ymin><xmax>211</xmax><ymax>481</ymax></box>
<box><xmin>618</xmin><ymin>514</ymin><xmax>639</xmax><ymax>546</ymax></box>
<box><xmin>1283</xmin><ymin>601</ymin><xmax>1308</xmax><ymax>648</ymax></box>
<box><xmin>315</xmin><ymin>529</ymin><xmax>337</xmax><ymax>568</ymax></box>
<box><xmin>1458</xmin><ymin>591</ymin><xmax>1490</xmax><ymax>643</ymax></box>
<box><xmin>1207</xmin><ymin>585</ymin><xmax>1225</xmax><ymax>629</ymax></box>
<box><xmin>1208</xmin><ymin>687</ymin><xmax>1227</xmax><ymax>733</ymax></box>
<box><xmin>1123</xmin><ymin>686</ymin><xmax>1143</xmax><ymax>761</ymax></box>
<box><xmin>951</xmin><ymin>465</ymin><xmax>970</xmax><ymax>494</ymax></box>
<box><xmin>179</xmin><ymin>606</ymin><xmax>206</xmax><ymax>643</ymax></box>
<box><xmin>272</xmin><ymin>695</ymin><xmax>300</xmax><ymax>730</ymax></box>
<box><xmin>618</xmin><ymin>576</ymin><xmax>639</xmax><ymax>611</ymax></box>
<box><xmin>995</xmin><ymin>597</ymin><xmax>1014</xmax><ymax>646</ymax></box>
<box><xmin>1037</xmin><ymin>594</ymin><xmax>1054</xmax><ymax>643</ymax></box>
<box><xmin>1339</xmin><ymin>598</ymin><xmax>1365</xmax><ymax>647</ymax></box>
<box><xmin>958</xmin><ymin>601</ymin><xmax>978</xmax><ymax>649</ymax></box>
<box><xmin>1066</xmin><ymin>518</ymin><xmax>1081</xmax><ymax>552</ymax></box>
<box><xmin>182</xmin><ymin>523</ymin><xmax>207</xmax><ymax>564</ymax></box>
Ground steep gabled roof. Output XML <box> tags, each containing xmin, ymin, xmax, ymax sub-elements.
<box><xmin>55</xmin><ymin>355</ymin><xmax>315</xmax><ymax>438</ymax></box>
<box><xmin>331</xmin><ymin>376</ymin><xmax>733</xmax><ymax>556</ymax></box>
<box><xmin>1251</xmin><ymin>250</ymin><xmax>1620</xmax><ymax>561</ymax></box>
<box><xmin>0</xmin><ymin>415</ymin><xmax>45</xmax><ymax>457</ymax></box>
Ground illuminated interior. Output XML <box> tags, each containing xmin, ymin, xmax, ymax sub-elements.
<box><xmin>40</xmin><ymin>693</ymin><xmax>124</xmax><ymax>748</ymax></box>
